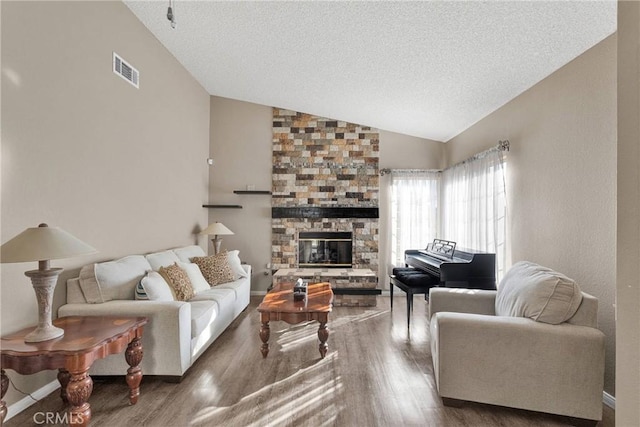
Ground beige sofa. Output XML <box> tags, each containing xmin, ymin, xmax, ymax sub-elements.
<box><xmin>428</xmin><ymin>261</ymin><xmax>605</xmax><ymax>422</ymax></box>
<box><xmin>58</xmin><ymin>245</ymin><xmax>251</xmax><ymax>380</ymax></box>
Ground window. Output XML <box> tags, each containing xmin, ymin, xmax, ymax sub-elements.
<box><xmin>389</xmin><ymin>170</ymin><xmax>440</xmax><ymax>266</ymax></box>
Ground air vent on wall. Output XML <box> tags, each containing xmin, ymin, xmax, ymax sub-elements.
<box><xmin>112</xmin><ymin>52</ymin><xmax>139</xmax><ymax>88</ymax></box>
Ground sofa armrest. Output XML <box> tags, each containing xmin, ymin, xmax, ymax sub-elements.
<box><xmin>430</xmin><ymin>312</ymin><xmax>605</xmax><ymax>420</ymax></box>
<box><xmin>428</xmin><ymin>288</ymin><xmax>496</xmax><ymax>319</ymax></box>
<box><xmin>58</xmin><ymin>300</ymin><xmax>192</xmax><ymax>376</ymax></box>
<box><xmin>241</xmin><ymin>264</ymin><xmax>252</xmax><ymax>276</ymax></box>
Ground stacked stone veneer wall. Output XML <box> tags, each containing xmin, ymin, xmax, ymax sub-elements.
<box><xmin>271</xmin><ymin>109</ymin><xmax>379</xmax><ymax>273</ymax></box>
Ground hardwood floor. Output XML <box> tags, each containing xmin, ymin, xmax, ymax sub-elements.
<box><xmin>6</xmin><ymin>296</ymin><xmax>614</xmax><ymax>426</ymax></box>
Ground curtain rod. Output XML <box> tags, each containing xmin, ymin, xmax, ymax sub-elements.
<box><xmin>380</xmin><ymin>140</ymin><xmax>509</xmax><ymax>176</ymax></box>
<box><xmin>446</xmin><ymin>139</ymin><xmax>509</xmax><ymax>171</ymax></box>
<box><xmin>379</xmin><ymin>168</ymin><xmax>441</xmax><ymax>176</ymax></box>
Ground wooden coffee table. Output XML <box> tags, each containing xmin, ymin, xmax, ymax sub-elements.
<box><xmin>0</xmin><ymin>316</ymin><xmax>147</xmax><ymax>426</ymax></box>
<box><xmin>258</xmin><ymin>282</ymin><xmax>333</xmax><ymax>359</ymax></box>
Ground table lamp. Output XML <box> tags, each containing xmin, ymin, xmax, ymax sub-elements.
<box><xmin>0</xmin><ymin>223</ymin><xmax>96</xmax><ymax>342</ymax></box>
<box><xmin>199</xmin><ymin>222</ymin><xmax>234</xmax><ymax>254</ymax></box>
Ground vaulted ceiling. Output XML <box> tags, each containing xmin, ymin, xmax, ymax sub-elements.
<box><xmin>124</xmin><ymin>1</ymin><xmax>616</xmax><ymax>142</ymax></box>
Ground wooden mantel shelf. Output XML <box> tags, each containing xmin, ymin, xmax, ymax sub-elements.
<box><xmin>202</xmin><ymin>204</ymin><xmax>243</xmax><ymax>209</ymax></box>
<box><xmin>233</xmin><ymin>190</ymin><xmax>272</xmax><ymax>195</ymax></box>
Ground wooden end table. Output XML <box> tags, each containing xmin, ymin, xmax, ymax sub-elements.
<box><xmin>0</xmin><ymin>316</ymin><xmax>147</xmax><ymax>426</ymax></box>
<box><xmin>257</xmin><ymin>282</ymin><xmax>333</xmax><ymax>359</ymax></box>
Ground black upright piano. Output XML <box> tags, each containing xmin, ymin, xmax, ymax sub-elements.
<box><xmin>403</xmin><ymin>239</ymin><xmax>496</xmax><ymax>290</ymax></box>
<box><xmin>389</xmin><ymin>239</ymin><xmax>496</xmax><ymax>328</ymax></box>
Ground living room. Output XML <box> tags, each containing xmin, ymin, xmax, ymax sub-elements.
<box><xmin>1</xmin><ymin>1</ymin><xmax>638</xmax><ymax>426</ymax></box>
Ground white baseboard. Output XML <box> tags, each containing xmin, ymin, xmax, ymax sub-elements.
<box><xmin>603</xmin><ymin>391</ymin><xmax>615</xmax><ymax>409</ymax></box>
<box><xmin>6</xmin><ymin>379</ymin><xmax>60</xmax><ymax>421</ymax></box>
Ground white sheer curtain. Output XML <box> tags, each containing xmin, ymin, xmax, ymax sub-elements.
<box><xmin>441</xmin><ymin>149</ymin><xmax>508</xmax><ymax>280</ymax></box>
<box><xmin>389</xmin><ymin>170</ymin><xmax>440</xmax><ymax>266</ymax></box>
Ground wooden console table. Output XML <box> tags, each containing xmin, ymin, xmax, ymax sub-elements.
<box><xmin>0</xmin><ymin>316</ymin><xmax>147</xmax><ymax>426</ymax></box>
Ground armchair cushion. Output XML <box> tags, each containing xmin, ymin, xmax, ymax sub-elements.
<box><xmin>495</xmin><ymin>261</ymin><xmax>582</xmax><ymax>324</ymax></box>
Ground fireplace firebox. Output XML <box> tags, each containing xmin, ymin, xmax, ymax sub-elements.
<box><xmin>298</xmin><ymin>232</ymin><xmax>352</xmax><ymax>268</ymax></box>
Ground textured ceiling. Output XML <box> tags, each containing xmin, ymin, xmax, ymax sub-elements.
<box><xmin>124</xmin><ymin>1</ymin><xmax>616</xmax><ymax>142</ymax></box>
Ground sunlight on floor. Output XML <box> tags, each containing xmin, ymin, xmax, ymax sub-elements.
<box><xmin>191</xmin><ymin>352</ymin><xmax>343</xmax><ymax>426</ymax></box>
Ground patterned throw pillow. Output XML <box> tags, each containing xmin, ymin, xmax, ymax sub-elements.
<box><xmin>135</xmin><ymin>280</ymin><xmax>149</xmax><ymax>300</ymax></box>
<box><xmin>158</xmin><ymin>263</ymin><xmax>195</xmax><ymax>301</ymax></box>
<box><xmin>190</xmin><ymin>251</ymin><xmax>235</xmax><ymax>286</ymax></box>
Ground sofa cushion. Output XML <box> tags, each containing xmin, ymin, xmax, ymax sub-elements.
<box><xmin>173</xmin><ymin>245</ymin><xmax>206</xmax><ymax>263</ymax></box>
<box><xmin>159</xmin><ymin>263</ymin><xmax>195</xmax><ymax>301</ymax></box>
<box><xmin>78</xmin><ymin>264</ymin><xmax>103</xmax><ymax>303</ymax></box>
<box><xmin>191</xmin><ymin>287</ymin><xmax>236</xmax><ymax>307</ymax></box>
<box><xmin>67</xmin><ymin>278</ymin><xmax>87</xmax><ymax>304</ymax></box>
<box><xmin>94</xmin><ymin>255</ymin><xmax>152</xmax><ymax>301</ymax></box>
<box><xmin>178</xmin><ymin>262</ymin><xmax>210</xmax><ymax>294</ymax></box>
<box><xmin>191</xmin><ymin>251</ymin><xmax>235</xmax><ymax>286</ymax></box>
<box><xmin>495</xmin><ymin>261</ymin><xmax>583</xmax><ymax>324</ymax></box>
<box><xmin>138</xmin><ymin>271</ymin><xmax>175</xmax><ymax>301</ymax></box>
<box><xmin>189</xmin><ymin>300</ymin><xmax>218</xmax><ymax>339</ymax></box>
<box><xmin>227</xmin><ymin>250</ymin><xmax>249</xmax><ymax>280</ymax></box>
<box><xmin>146</xmin><ymin>250</ymin><xmax>180</xmax><ymax>271</ymax></box>
<box><xmin>216</xmin><ymin>278</ymin><xmax>247</xmax><ymax>300</ymax></box>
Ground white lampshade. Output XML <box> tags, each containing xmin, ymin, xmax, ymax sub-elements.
<box><xmin>1</xmin><ymin>223</ymin><xmax>97</xmax><ymax>263</ymax></box>
<box><xmin>199</xmin><ymin>222</ymin><xmax>234</xmax><ymax>236</ymax></box>
<box><xmin>0</xmin><ymin>223</ymin><xmax>96</xmax><ymax>343</ymax></box>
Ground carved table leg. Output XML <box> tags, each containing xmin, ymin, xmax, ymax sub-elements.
<box><xmin>66</xmin><ymin>369</ymin><xmax>92</xmax><ymax>427</ymax></box>
<box><xmin>1</xmin><ymin>369</ymin><xmax>9</xmax><ymax>425</ymax></box>
<box><xmin>125</xmin><ymin>336</ymin><xmax>143</xmax><ymax>405</ymax></box>
<box><xmin>318</xmin><ymin>322</ymin><xmax>329</xmax><ymax>358</ymax></box>
<box><xmin>260</xmin><ymin>321</ymin><xmax>270</xmax><ymax>358</ymax></box>
<box><xmin>58</xmin><ymin>369</ymin><xmax>70</xmax><ymax>404</ymax></box>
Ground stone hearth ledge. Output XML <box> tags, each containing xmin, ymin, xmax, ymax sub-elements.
<box><xmin>273</xmin><ymin>268</ymin><xmax>378</xmax><ymax>307</ymax></box>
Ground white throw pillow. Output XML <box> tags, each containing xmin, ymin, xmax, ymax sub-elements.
<box><xmin>146</xmin><ymin>250</ymin><xmax>181</xmax><ymax>271</ymax></box>
<box><xmin>178</xmin><ymin>261</ymin><xmax>210</xmax><ymax>294</ymax></box>
<box><xmin>139</xmin><ymin>271</ymin><xmax>175</xmax><ymax>301</ymax></box>
<box><xmin>173</xmin><ymin>245</ymin><xmax>207</xmax><ymax>263</ymax></box>
<box><xmin>495</xmin><ymin>261</ymin><xmax>583</xmax><ymax>324</ymax></box>
<box><xmin>95</xmin><ymin>255</ymin><xmax>152</xmax><ymax>301</ymax></box>
<box><xmin>227</xmin><ymin>250</ymin><xmax>248</xmax><ymax>280</ymax></box>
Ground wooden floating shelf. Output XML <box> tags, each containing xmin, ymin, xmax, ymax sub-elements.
<box><xmin>202</xmin><ymin>204</ymin><xmax>243</xmax><ymax>209</ymax></box>
<box><xmin>233</xmin><ymin>190</ymin><xmax>272</xmax><ymax>195</ymax></box>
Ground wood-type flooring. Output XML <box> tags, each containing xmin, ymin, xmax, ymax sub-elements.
<box><xmin>5</xmin><ymin>296</ymin><xmax>614</xmax><ymax>427</ymax></box>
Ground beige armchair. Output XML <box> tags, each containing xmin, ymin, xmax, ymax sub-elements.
<box><xmin>428</xmin><ymin>262</ymin><xmax>606</xmax><ymax>424</ymax></box>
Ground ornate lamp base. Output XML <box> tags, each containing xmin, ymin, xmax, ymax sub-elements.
<box><xmin>213</xmin><ymin>237</ymin><xmax>223</xmax><ymax>255</ymax></box>
<box><xmin>24</xmin><ymin>267</ymin><xmax>64</xmax><ymax>342</ymax></box>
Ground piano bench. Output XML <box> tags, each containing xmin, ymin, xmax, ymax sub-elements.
<box><xmin>390</xmin><ymin>268</ymin><xmax>439</xmax><ymax>330</ymax></box>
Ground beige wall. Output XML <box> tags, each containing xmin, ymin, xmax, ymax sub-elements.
<box><xmin>378</xmin><ymin>130</ymin><xmax>444</xmax><ymax>285</ymax></box>
<box><xmin>616</xmin><ymin>1</ymin><xmax>640</xmax><ymax>423</ymax></box>
<box><xmin>209</xmin><ymin>96</ymin><xmax>273</xmax><ymax>292</ymax></box>
<box><xmin>445</xmin><ymin>35</ymin><xmax>617</xmax><ymax>396</ymax></box>
<box><xmin>1</xmin><ymin>0</ymin><xmax>210</xmax><ymax>409</ymax></box>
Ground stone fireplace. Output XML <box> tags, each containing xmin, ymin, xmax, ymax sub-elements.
<box><xmin>271</xmin><ymin>109</ymin><xmax>379</xmax><ymax>306</ymax></box>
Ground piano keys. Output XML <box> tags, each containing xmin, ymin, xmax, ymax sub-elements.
<box><xmin>404</xmin><ymin>239</ymin><xmax>496</xmax><ymax>290</ymax></box>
